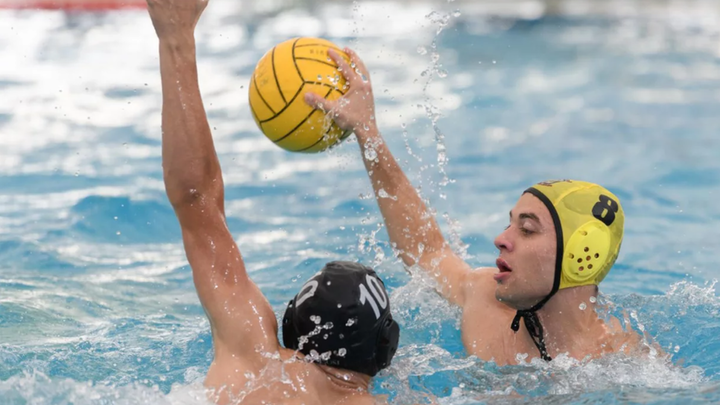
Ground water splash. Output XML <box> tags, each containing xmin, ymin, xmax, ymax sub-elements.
<box><xmin>0</xmin><ymin>371</ymin><xmax>212</xmax><ymax>405</ymax></box>
<box><xmin>417</xmin><ymin>7</ymin><xmax>461</xmax><ymax>197</ymax></box>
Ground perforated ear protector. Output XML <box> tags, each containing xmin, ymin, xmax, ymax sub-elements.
<box><xmin>562</xmin><ymin>220</ymin><xmax>612</xmax><ymax>286</ymax></box>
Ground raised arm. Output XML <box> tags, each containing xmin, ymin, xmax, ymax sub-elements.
<box><xmin>305</xmin><ymin>49</ymin><xmax>473</xmax><ymax>306</ymax></box>
<box><xmin>147</xmin><ymin>0</ymin><xmax>278</xmax><ymax>360</ymax></box>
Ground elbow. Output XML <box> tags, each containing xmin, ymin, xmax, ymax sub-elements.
<box><xmin>163</xmin><ymin>169</ymin><xmax>223</xmax><ymax>209</ymax></box>
<box><xmin>166</xmin><ymin>185</ymin><xmax>207</xmax><ymax>209</ymax></box>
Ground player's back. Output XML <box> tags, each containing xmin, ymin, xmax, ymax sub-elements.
<box><xmin>205</xmin><ymin>348</ymin><xmax>379</xmax><ymax>405</ymax></box>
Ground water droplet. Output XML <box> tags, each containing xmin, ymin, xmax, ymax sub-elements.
<box><xmin>437</xmin><ymin>69</ymin><xmax>448</xmax><ymax>78</ymax></box>
<box><xmin>346</xmin><ymin>318</ymin><xmax>356</xmax><ymax>327</ymax></box>
<box><xmin>452</xmin><ymin>9</ymin><xmax>461</xmax><ymax>17</ymax></box>
<box><xmin>317</xmin><ymin>74</ymin><xmax>322</xmax><ymax>81</ymax></box>
<box><xmin>337</xmin><ymin>348</ymin><xmax>347</xmax><ymax>357</ymax></box>
<box><xmin>674</xmin><ymin>345</ymin><xmax>680</xmax><ymax>353</ymax></box>
<box><xmin>417</xmin><ymin>46</ymin><xmax>427</xmax><ymax>55</ymax></box>
<box><xmin>326</xmin><ymin>281</ymin><xmax>332</xmax><ymax>286</ymax></box>
<box><xmin>579</xmin><ymin>302</ymin><xmax>587</xmax><ymax>310</ymax></box>
<box><xmin>589</xmin><ymin>296</ymin><xmax>597</xmax><ymax>303</ymax></box>
<box><xmin>337</xmin><ymin>303</ymin><xmax>342</xmax><ymax>308</ymax></box>
<box><xmin>310</xmin><ymin>315</ymin><xmax>321</xmax><ymax>324</ymax></box>
<box><xmin>364</xmin><ymin>147</ymin><xmax>377</xmax><ymax>161</ymax></box>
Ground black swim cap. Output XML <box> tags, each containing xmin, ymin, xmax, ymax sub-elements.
<box><xmin>282</xmin><ymin>261</ymin><xmax>400</xmax><ymax>377</ymax></box>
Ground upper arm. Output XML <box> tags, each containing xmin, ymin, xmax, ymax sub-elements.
<box><xmin>174</xmin><ymin>197</ymin><xmax>279</xmax><ymax>362</ymax></box>
<box><xmin>417</xmin><ymin>244</ymin><xmax>474</xmax><ymax>307</ymax></box>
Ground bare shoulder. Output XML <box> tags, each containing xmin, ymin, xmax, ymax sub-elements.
<box><xmin>464</xmin><ymin>267</ymin><xmax>503</xmax><ymax>305</ymax></box>
<box><xmin>467</xmin><ymin>266</ymin><xmax>499</xmax><ymax>284</ymax></box>
<box><xmin>603</xmin><ymin>314</ymin><xmax>666</xmax><ymax>358</ymax></box>
<box><xmin>323</xmin><ymin>382</ymin><xmax>382</xmax><ymax>405</ymax></box>
<box><xmin>459</xmin><ymin>266</ymin><xmax>516</xmax><ymax>342</ymax></box>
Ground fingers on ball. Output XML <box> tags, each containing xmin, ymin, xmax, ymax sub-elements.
<box><xmin>344</xmin><ymin>48</ymin><xmax>370</xmax><ymax>85</ymax></box>
<box><xmin>328</xmin><ymin>49</ymin><xmax>357</xmax><ymax>84</ymax></box>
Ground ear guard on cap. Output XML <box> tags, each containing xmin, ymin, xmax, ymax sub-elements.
<box><xmin>282</xmin><ymin>299</ymin><xmax>298</xmax><ymax>351</ymax></box>
<box><xmin>562</xmin><ymin>220</ymin><xmax>611</xmax><ymax>286</ymax></box>
<box><xmin>374</xmin><ymin>313</ymin><xmax>400</xmax><ymax>372</ymax></box>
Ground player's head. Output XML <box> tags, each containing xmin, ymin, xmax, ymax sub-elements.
<box><xmin>493</xmin><ymin>180</ymin><xmax>624</xmax><ymax>310</ymax></box>
<box><xmin>282</xmin><ymin>261</ymin><xmax>400</xmax><ymax>377</ymax></box>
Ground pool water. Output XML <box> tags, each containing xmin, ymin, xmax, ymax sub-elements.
<box><xmin>1</xmin><ymin>1</ymin><xmax>720</xmax><ymax>403</ymax></box>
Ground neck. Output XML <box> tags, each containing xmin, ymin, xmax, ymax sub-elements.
<box><xmin>318</xmin><ymin>365</ymin><xmax>371</xmax><ymax>391</ymax></box>
<box><xmin>534</xmin><ymin>285</ymin><xmax>605</xmax><ymax>356</ymax></box>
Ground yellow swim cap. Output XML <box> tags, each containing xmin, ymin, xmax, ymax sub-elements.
<box><xmin>525</xmin><ymin>179</ymin><xmax>624</xmax><ymax>290</ymax></box>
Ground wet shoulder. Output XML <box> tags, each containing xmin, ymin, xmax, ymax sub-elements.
<box><xmin>464</xmin><ymin>267</ymin><xmax>501</xmax><ymax>302</ymax></box>
<box><xmin>604</xmin><ymin>315</ymin><xmax>665</xmax><ymax>357</ymax></box>
<box><xmin>461</xmin><ymin>267</ymin><xmax>514</xmax><ymax>325</ymax></box>
<box><xmin>277</xmin><ymin>349</ymin><xmax>380</xmax><ymax>405</ymax></box>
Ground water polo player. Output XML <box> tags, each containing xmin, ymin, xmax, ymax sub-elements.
<box><xmin>305</xmin><ymin>48</ymin><xmax>651</xmax><ymax>364</ymax></box>
<box><xmin>147</xmin><ymin>0</ymin><xmax>398</xmax><ymax>403</ymax></box>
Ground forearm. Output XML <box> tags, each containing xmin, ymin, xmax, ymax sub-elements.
<box><xmin>355</xmin><ymin>124</ymin><xmax>447</xmax><ymax>267</ymax></box>
<box><xmin>159</xmin><ymin>37</ymin><xmax>222</xmax><ymax>208</ymax></box>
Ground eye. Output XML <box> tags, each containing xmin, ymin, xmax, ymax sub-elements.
<box><xmin>519</xmin><ymin>221</ymin><xmax>536</xmax><ymax>235</ymax></box>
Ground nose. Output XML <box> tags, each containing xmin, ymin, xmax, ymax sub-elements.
<box><xmin>494</xmin><ymin>228</ymin><xmax>514</xmax><ymax>252</ymax></box>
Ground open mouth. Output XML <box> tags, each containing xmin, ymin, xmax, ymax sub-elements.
<box><xmin>496</xmin><ymin>258</ymin><xmax>512</xmax><ymax>273</ymax></box>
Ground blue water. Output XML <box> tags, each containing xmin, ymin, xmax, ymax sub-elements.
<box><xmin>2</xmin><ymin>1</ymin><xmax>720</xmax><ymax>403</ymax></box>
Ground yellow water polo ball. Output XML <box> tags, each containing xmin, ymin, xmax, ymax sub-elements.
<box><xmin>248</xmin><ymin>37</ymin><xmax>353</xmax><ymax>153</ymax></box>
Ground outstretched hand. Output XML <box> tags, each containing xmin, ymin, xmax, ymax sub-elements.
<box><xmin>304</xmin><ymin>48</ymin><xmax>377</xmax><ymax>134</ymax></box>
<box><xmin>146</xmin><ymin>0</ymin><xmax>209</xmax><ymax>40</ymax></box>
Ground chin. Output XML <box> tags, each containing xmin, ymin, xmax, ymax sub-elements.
<box><xmin>495</xmin><ymin>288</ymin><xmax>533</xmax><ymax>310</ymax></box>
<box><xmin>495</xmin><ymin>287</ymin><xmax>515</xmax><ymax>307</ymax></box>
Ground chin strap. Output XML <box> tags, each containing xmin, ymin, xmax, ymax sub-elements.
<box><xmin>514</xmin><ymin>187</ymin><xmax>565</xmax><ymax>362</ymax></box>
<box><xmin>511</xmin><ymin>310</ymin><xmax>552</xmax><ymax>362</ymax></box>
